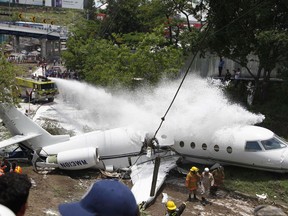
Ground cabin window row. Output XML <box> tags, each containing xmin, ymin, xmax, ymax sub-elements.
<box><xmin>179</xmin><ymin>141</ymin><xmax>233</xmax><ymax>154</ymax></box>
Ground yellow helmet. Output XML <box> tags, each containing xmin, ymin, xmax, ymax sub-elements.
<box><xmin>166</xmin><ymin>200</ymin><xmax>176</xmax><ymax>211</ymax></box>
<box><xmin>14</xmin><ymin>166</ymin><xmax>22</xmax><ymax>174</ymax></box>
<box><xmin>190</xmin><ymin>166</ymin><xmax>199</xmax><ymax>172</ymax></box>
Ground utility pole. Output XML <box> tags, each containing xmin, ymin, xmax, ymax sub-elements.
<box><xmin>8</xmin><ymin>0</ymin><xmax>11</xmax><ymax>26</ymax></box>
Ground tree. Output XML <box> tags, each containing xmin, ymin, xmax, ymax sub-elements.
<box><xmin>62</xmin><ymin>1</ymin><xmax>187</xmax><ymax>88</ymax></box>
<box><xmin>204</xmin><ymin>0</ymin><xmax>288</xmax><ymax>103</ymax></box>
<box><xmin>61</xmin><ymin>17</ymin><xmax>101</xmax><ymax>76</ymax></box>
<box><xmin>78</xmin><ymin>30</ymin><xmax>184</xmax><ymax>88</ymax></box>
<box><xmin>0</xmin><ymin>51</ymin><xmax>19</xmax><ymax>104</ymax></box>
<box><xmin>99</xmin><ymin>0</ymin><xmax>144</xmax><ymax>37</ymax></box>
<box><xmin>84</xmin><ymin>0</ymin><xmax>96</xmax><ymax>20</ymax></box>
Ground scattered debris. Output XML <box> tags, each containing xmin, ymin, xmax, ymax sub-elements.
<box><xmin>100</xmin><ymin>169</ymin><xmax>121</xmax><ymax>178</ymax></box>
<box><xmin>30</xmin><ymin>178</ymin><xmax>37</xmax><ymax>187</ymax></box>
<box><xmin>43</xmin><ymin>209</ymin><xmax>59</xmax><ymax>216</ymax></box>
<box><xmin>162</xmin><ymin>193</ymin><xmax>168</xmax><ymax>203</ymax></box>
<box><xmin>256</xmin><ymin>193</ymin><xmax>268</xmax><ymax>200</ymax></box>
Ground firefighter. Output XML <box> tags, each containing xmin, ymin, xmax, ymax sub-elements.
<box><xmin>185</xmin><ymin>166</ymin><xmax>201</xmax><ymax>201</ymax></box>
<box><xmin>210</xmin><ymin>166</ymin><xmax>225</xmax><ymax>196</ymax></box>
<box><xmin>165</xmin><ymin>200</ymin><xmax>187</xmax><ymax>216</ymax></box>
<box><xmin>11</xmin><ymin>162</ymin><xmax>23</xmax><ymax>174</ymax></box>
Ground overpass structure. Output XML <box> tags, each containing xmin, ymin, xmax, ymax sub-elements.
<box><xmin>0</xmin><ymin>23</ymin><xmax>68</xmax><ymax>59</ymax></box>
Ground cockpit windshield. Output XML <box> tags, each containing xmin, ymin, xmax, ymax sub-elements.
<box><xmin>261</xmin><ymin>136</ymin><xmax>287</xmax><ymax>150</ymax></box>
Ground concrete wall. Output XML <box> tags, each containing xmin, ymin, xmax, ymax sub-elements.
<box><xmin>182</xmin><ymin>52</ymin><xmax>278</xmax><ymax>78</ymax></box>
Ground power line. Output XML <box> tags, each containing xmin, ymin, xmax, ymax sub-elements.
<box><xmin>152</xmin><ymin>0</ymin><xmax>267</xmax><ymax>139</ymax></box>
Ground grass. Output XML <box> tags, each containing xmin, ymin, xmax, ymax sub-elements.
<box><xmin>223</xmin><ymin>165</ymin><xmax>288</xmax><ymax>206</ymax></box>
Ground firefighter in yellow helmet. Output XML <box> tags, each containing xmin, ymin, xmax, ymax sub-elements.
<box><xmin>11</xmin><ymin>162</ymin><xmax>23</xmax><ymax>174</ymax></box>
<box><xmin>165</xmin><ymin>200</ymin><xmax>186</xmax><ymax>216</ymax></box>
<box><xmin>185</xmin><ymin>166</ymin><xmax>201</xmax><ymax>201</ymax></box>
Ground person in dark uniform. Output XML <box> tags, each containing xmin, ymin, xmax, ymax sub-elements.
<box><xmin>218</xmin><ymin>58</ymin><xmax>225</xmax><ymax>77</ymax></box>
<box><xmin>1</xmin><ymin>159</ymin><xmax>11</xmax><ymax>173</ymax></box>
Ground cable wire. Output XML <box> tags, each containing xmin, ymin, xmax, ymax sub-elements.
<box><xmin>153</xmin><ymin>22</ymin><xmax>211</xmax><ymax>139</ymax></box>
<box><xmin>153</xmin><ymin>0</ymin><xmax>266</xmax><ymax>139</ymax></box>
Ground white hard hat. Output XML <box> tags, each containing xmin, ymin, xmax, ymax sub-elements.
<box><xmin>0</xmin><ymin>204</ymin><xmax>16</xmax><ymax>216</ymax></box>
<box><xmin>204</xmin><ymin>167</ymin><xmax>209</xmax><ymax>172</ymax></box>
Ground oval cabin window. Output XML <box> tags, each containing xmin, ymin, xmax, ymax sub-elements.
<box><xmin>179</xmin><ymin>141</ymin><xmax>184</xmax><ymax>147</ymax></box>
<box><xmin>190</xmin><ymin>142</ymin><xmax>195</xmax><ymax>149</ymax></box>
<box><xmin>214</xmin><ymin>145</ymin><xmax>219</xmax><ymax>152</ymax></box>
<box><xmin>227</xmin><ymin>146</ymin><xmax>232</xmax><ymax>154</ymax></box>
<box><xmin>202</xmin><ymin>143</ymin><xmax>207</xmax><ymax>150</ymax></box>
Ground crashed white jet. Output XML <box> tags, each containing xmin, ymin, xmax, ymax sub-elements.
<box><xmin>0</xmin><ymin>103</ymin><xmax>177</xmax><ymax>207</ymax></box>
<box><xmin>1</xmin><ymin>103</ymin><xmax>288</xmax><ymax>206</ymax></box>
<box><xmin>173</xmin><ymin>125</ymin><xmax>288</xmax><ymax>173</ymax></box>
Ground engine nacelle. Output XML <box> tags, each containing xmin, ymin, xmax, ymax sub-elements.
<box><xmin>46</xmin><ymin>147</ymin><xmax>103</xmax><ymax>170</ymax></box>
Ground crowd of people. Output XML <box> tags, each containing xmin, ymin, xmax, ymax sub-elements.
<box><xmin>217</xmin><ymin>57</ymin><xmax>242</xmax><ymax>84</ymax></box>
<box><xmin>0</xmin><ymin>159</ymin><xmax>22</xmax><ymax>176</ymax></box>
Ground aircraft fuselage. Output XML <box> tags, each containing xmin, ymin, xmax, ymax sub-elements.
<box><xmin>173</xmin><ymin>125</ymin><xmax>288</xmax><ymax>173</ymax></box>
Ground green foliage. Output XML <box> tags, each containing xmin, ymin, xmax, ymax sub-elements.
<box><xmin>62</xmin><ymin>16</ymin><xmax>185</xmax><ymax>89</ymax></box>
<box><xmin>79</xmin><ymin>34</ymin><xmax>183</xmax><ymax>88</ymax></box>
<box><xmin>255</xmin><ymin>30</ymin><xmax>288</xmax><ymax>73</ymax></box>
<box><xmin>100</xmin><ymin>0</ymin><xmax>144</xmax><ymax>35</ymax></box>
<box><xmin>203</xmin><ymin>0</ymin><xmax>288</xmax><ymax>104</ymax></box>
<box><xmin>224</xmin><ymin>166</ymin><xmax>288</xmax><ymax>205</ymax></box>
<box><xmin>206</xmin><ymin>0</ymin><xmax>288</xmax><ymax>72</ymax></box>
<box><xmin>0</xmin><ymin>50</ymin><xmax>19</xmax><ymax>104</ymax></box>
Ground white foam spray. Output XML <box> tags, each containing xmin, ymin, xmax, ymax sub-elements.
<box><xmin>51</xmin><ymin>75</ymin><xmax>265</xmax><ymax>141</ymax></box>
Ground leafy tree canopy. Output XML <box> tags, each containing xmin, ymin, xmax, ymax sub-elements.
<box><xmin>0</xmin><ymin>51</ymin><xmax>19</xmax><ymax>104</ymax></box>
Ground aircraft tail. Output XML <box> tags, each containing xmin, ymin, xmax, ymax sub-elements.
<box><xmin>0</xmin><ymin>103</ymin><xmax>70</xmax><ymax>149</ymax></box>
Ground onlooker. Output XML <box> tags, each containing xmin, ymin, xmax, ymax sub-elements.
<box><xmin>165</xmin><ymin>200</ymin><xmax>187</xmax><ymax>216</ymax></box>
<box><xmin>224</xmin><ymin>69</ymin><xmax>231</xmax><ymax>81</ymax></box>
<box><xmin>185</xmin><ymin>166</ymin><xmax>201</xmax><ymax>201</ymax></box>
<box><xmin>200</xmin><ymin>167</ymin><xmax>214</xmax><ymax>206</ymax></box>
<box><xmin>234</xmin><ymin>68</ymin><xmax>241</xmax><ymax>87</ymax></box>
<box><xmin>218</xmin><ymin>57</ymin><xmax>225</xmax><ymax>77</ymax></box>
<box><xmin>58</xmin><ymin>179</ymin><xmax>140</xmax><ymax>216</ymax></box>
<box><xmin>0</xmin><ymin>172</ymin><xmax>32</xmax><ymax>216</ymax></box>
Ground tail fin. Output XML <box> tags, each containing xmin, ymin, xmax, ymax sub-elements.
<box><xmin>0</xmin><ymin>103</ymin><xmax>69</xmax><ymax>149</ymax></box>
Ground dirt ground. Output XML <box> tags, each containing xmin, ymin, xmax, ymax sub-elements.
<box><xmin>20</xmin><ymin>163</ymin><xmax>288</xmax><ymax>216</ymax></box>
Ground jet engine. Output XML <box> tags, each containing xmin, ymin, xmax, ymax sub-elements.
<box><xmin>45</xmin><ymin>147</ymin><xmax>104</xmax><ymax>170</ymax></box>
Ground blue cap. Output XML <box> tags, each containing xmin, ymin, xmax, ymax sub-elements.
<box><xmin>58</xmin><ymin>179</ymin><xmax>139</xmax><ymax>216</ymax></box>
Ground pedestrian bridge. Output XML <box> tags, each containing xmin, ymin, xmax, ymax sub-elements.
<box><xmin>0</xmin><ymin>23</ymin><xmax>67</xmax><ymax>40</ymax></box>
<box><xmin>0</xmin><ymin>22</ymin><xmax>68</xmax><ymax>58</ymax></box>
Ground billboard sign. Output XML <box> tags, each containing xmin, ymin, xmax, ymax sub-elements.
<box><xmin>45</xmin><ymin>0</ymin><xmax>84</xmax><ymax>9</ymax></box>
<box><xmin>0</xmin><ymin>0</ymin><xmax>85</xmax><ymax>9</ymax></box>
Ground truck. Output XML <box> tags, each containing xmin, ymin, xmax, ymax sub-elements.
<box><xmin>16</xmin><ymin>76</ymin><xmax>58</xmax><ymax>103</ymax></box>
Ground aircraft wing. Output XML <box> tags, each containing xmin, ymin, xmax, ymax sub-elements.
<box><xmin>130</xmin><ymin>155</ymin><xmax>179</xmax><ymax>208</ymax></box>
<box><xmin>0</xmin><ymin>134</ymin><xmax>41</xmax><ymax>149</ymax></box>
